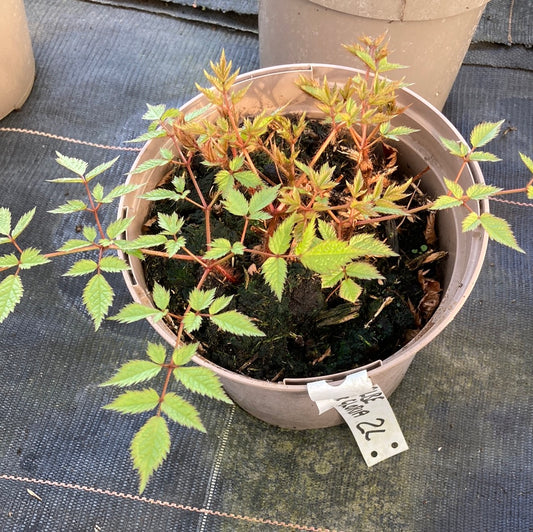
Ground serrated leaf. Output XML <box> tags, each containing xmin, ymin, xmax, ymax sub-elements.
<box><xmin>19</xmin><ymin>248</ymin><xmax>50</xmax><ymax>270</ymax></box>
<box><xmin>209</xmin><ymin>295</ymin><xmax>233</xmax><ymax>315</ymax></box>
<box><xmin>130</xmin><ymin>415</ymin><xmax>170</xmax><ymax>494</ymax></box>
<box><xmin>55</xmin><ymin>152</ymin><xmax>88</xmax><ymax>176</ymax></box>
<box><xmin>142</xmin><ymin>103</ymin><xmax>166</xmax><ymax>121</ymax></box>
<box><xmin>172</xmin><ymin>342</ymin><xmax>199</xmax><ymax>365</ymax></box>
<box><xmin>146</xmin><ymin>342</ymin><xmax>167</xmax><ymax>364</ymax></box>
<box><xmin>152</xmin><ymin>282</ymin><xmax>170</xmax><ymax>310</ymax></box>
<box><xmin>268</xmin><ymin>215</ymin><xmax>295</xmax><ymax>255</ymax></box>
<box><xmin>215</xmin><ymin>169</ymin><xmax>234</xmax><ymax>193</ymax></box>
<box><xmin>231</xmin><ymin>242</ymin><xmax>245</xmax><ymax>255</ymax></box>
<box><xmin>261</xmin><ymin>256</ymin><xmax>287</xmax><ymax>301</ymax></box>
<box><xmin>295</xmin><ymin>217</ymin><xmax>317</xmax><ymax>255</ymax></box>
<box><xmin>380</xmin><ymin>125</ymin><xmax>418</xmax><ymax>141</ymax></box>
<box><xmin>106</xmin><ymin>217</ymin><xmax>134</xmax><ymax>240</ymax></box>
<box><xmin>248</xmin><ymin>185</ymin><xmax>279</xmax><ymax>217</ymax></box>
<box><xmin>300</xmin><ymin>239</ymin><xmax>357</xmax><ymax>274</ymax></box>
<box><xmin>64</xmin><ymin>259</ymin><xmax>98</xmax><ymax>276</ymax></box>
<box><xmin>444</xmin><ymin>178</ymin><xmax>464</xmax><ymax>199</ymax></box>
<box><xmin>349</xmin><ymin>234</ymin><xmax>397</xmax><ymax>258</ymax></box>
<box><xmin>0</xmin><ymin>274</ymin><xmax>23</xmax><ymax>323</ymax></box>
<box><xmin>189</xmin><ymin>288</ymin><xmax>216</xmax><ymax>312</ymax></box>
<box><xmin>109</xmin><ymin>303</ymin><xmax>166</xmax><ymax>323</ymax></box>
<box><xmin>321</xmin><ymin>270</ymin><xmax>344</xmax><ymax>289</ymax></box>
<box><xmin>130</xmin><ymin>158</ymin><xmax>171</xmax><ymax>175</ymax></box>
<box><xmin>85</xmin><ymin>157</ymin><xmax>120</xmax><ymax>181</ymax></box>
<box><xmin>0</xmin><ymin>254</ymin><xmax>19</xmax><ymax>269</ymax></box>
<box><xmin>103</xmin><ymin>388</ymin><xmax>160</xmax><ymax>414</ymax></box>
<box><xmin>317</xmin><ymin>219</ymin><xmax>337</xmax><ymax>240</ymax></box>
<box><xmin>462</xmin><ymin>212</ymin><xmax>481</xmax><ymax>232</ymax></box>
<box><xmin>138</xmin><ymin>189</ymin><xmax>183</xmax><ymax>202</ymax></box>
<box><xmin>157</xmin><ymin>212</ymin><xmax>184</xmax><ymax>235</ymax></box>
<box><xmin>182</xmin><ymin>311</ymin><xmax>202</xmax><ymax>333</ymax></box>
<box><xmin>470</xmin><ymin>120</ymin><xmax>504</xmax><ymax>148</ymax></box>
<box><xmin>520</xmin><ymin>152</ymin><xmax>533</xmax><ymax>174</ymax></box>
<box><xmin>58</xmin><ymin>239</ymin><xmax>92</xmax><ymax>252</ymax></box>
<box><xmin>121</xmin><ymin>234</ymin><xmax>167</xmax><ymax>251</ymax></box>
<box><xmin>48</xmin><ymin>200</ymin><xmax>87</xmax><ymax>214</ymax></box>
<box><xmin>468</xmin><ymin>151</ymin><xmax>501</xmax><ymax>162</ymax></box>
<box><xmin>173</xmin><ymin>367</ymin><xmax>232</xmax><ymax>403</ymax></box>
<box><xmin>99</xmin><ymin>256</ymin><xmax>129</xmax><ymax>273</ymax></box>
<box><xmin>101</xmin><ymin>360</ymin><xmax>162</xmax><ymax>387</ymax></box>
<box><xmin>431</xmin><ymin>195</ymin><xmax>463</xmax><ymax>210</ymax></box>
<box><xmin>203</xmin><ymin>238</ymin><xmax>232</xmax><ymax>260</ymax></box>
<box><xmin>103</xmin><ymin>183</ymin><xmax>143</xmax><ymax>203</ymax></box>
<box><xmin>92</xmin><ymin>183</ymin><xmax>105</xmax><ymax>203</ymax></box>
<box><xmin>440</xmin><ymin>137</ymin><xmax>467</xmax><ymax>157</ymax></box>
<box><xmin>83</xmin><ymin>226</ymin><xmax>97</xmax><ymax>242</ymax></box>
<box><xmin>0</xmin><ymin>208</ymin><xmax>12</xmax><ymax>236</ymax></box>
<box><xmin>479</xmin><ymin>213</ymin><xmax>524</xmax><ymax>252</ymax></box>
<box><xmin>11</xmin><ymin>208</ymin><xmax>36</xmax><ymax>239</ymax></box>
<box><xmin>128</xmin><ymin>129</ymin><xmax>168</xmax><ymax>143</ymax></box>
<box><xmin>83</xmin><ymin>273</ymin><xmax>114</xmax><ymax>329</ymax></box>
<box><xmin>345</xmin><ymin>261</ymin><xmax>383</xmax><ymax>280</ymax></box>
<box><xmin>161</xmin><ymin>393</ymin><xmax>206</xmax><ymax>432</ymax></box>
<box><xmin>339</xmin><ymin>278</ymin><xmax>363</xmax><ymax>303</ymax></box>
<box><xmin>527</xmin><ymin>185</ymin><xmax>533</xmax><ymax>200</ymax></box>
<box><xmin>234</xmin><ymin>170</ymin><xmax>262</xmax><ymax>188</ymax></box>
<box><xmin>222</xmin><ymin>188</ymin><xmax>249</xmax><ymax>216</ymax></box>
<box><xmin>210</xmin><ymin>310</ymin><xmax>265</xmax><ymax>337</ymax></box>
<box><xmin>165</xmin><ymin>238</ymin><xmax>185</xmax><ymax>257</ymax></box>
<box><xmin>465</xmin><ymin>184</ymin><xmax>502</xmax><ymax>200</ymax></box>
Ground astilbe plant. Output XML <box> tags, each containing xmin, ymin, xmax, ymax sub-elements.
<box><xmin>1</xmin><ymin>36</ymin><xmax>532</xmax><ymax>492</ymax></box>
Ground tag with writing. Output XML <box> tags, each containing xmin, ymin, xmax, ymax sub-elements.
<box><xmin>307</xmin><ymin>371</ymin><xmax>408</xmax><ymax>466</ymax></box>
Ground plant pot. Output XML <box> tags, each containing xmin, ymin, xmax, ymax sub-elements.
<box><xmin>0</xmin><ymin>0</ymin><xmax>35</xmax><ymax>120</ymax></box>
<box><xmin>118</xmin><ymin>64</ymin><xmax>488</xmax><ymax>429</ymax></box>
<box><xmin>258</xmin><ymin>0</ymin><xmax>489</xmax><ymax>110</ymax></box>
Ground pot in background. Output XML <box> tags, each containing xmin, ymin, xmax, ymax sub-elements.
<box><xmin>119</xmin><ymin>64</ymin><xmax>488</xmax><ymax>429</ymax></box>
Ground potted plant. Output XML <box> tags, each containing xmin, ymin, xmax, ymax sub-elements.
<box><xmin>1</xmin><ymin>37</ymin><xmax>531</xmax><ymax>493</ymax></box>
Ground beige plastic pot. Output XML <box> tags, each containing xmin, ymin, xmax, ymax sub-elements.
<box><xmin>119</xmin><ymin>64</ymin><xmax>488</xmax><ymax>429</ymax></box>
<box><xmin>259</xmin><ymin>0</ymin><xmax>489</xmax><ymax>110</ymax></box>
<box><xmin>0</xmin><ymin>0</ymin><xmax>35</xmax><ymax>120</ymax></box>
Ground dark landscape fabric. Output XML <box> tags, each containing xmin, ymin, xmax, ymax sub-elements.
<box><xmin>0</xmin><ymin>0</ymin><xmax>531</xmax><ymax>530</ymax></box>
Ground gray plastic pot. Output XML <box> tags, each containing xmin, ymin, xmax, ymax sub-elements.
<box><xmin>0</xmin><ymin>0</ymin><xmax>35</xmax><ymax>120</ymax></box>
<box><xmin>259</xmin><ymin>0</ymin><xmax>489</xmax><ymax>110</ymax></box>
<box><xmin>118</xmin><ymin>64</ymin><xmax>488</xmax><ymax>429</ymax></box>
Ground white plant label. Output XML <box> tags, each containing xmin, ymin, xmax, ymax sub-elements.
<box><xmin>307</xmin><ymin>370</ymin><xmax>408</xmax><ymax>466</ymax></box>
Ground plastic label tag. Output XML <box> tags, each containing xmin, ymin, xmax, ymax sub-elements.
<box><xmin>307</xmin><ymin>371</ymin><xmax>408</xmax><ymax>466</ymax></box>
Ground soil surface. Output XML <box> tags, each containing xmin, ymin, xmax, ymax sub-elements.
<box><xmin>142</xmin><ymin>118</ymin><xmax>444</xmax><ymax>381</ymax></box>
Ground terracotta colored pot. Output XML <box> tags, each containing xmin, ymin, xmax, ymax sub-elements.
<box><xmin>0</xmin><ymin>0</ymin><xmax>35</xmax><ymax>120</ymax></box>
<box><xmin>259</xmin><ymin>0</ymin><xmax>489</xmax><ymax>110</ymax></box>
<box><xmin>118</xmin><ymin>64</ymin><xmax>488</xmax><ymax>429</ymax></box>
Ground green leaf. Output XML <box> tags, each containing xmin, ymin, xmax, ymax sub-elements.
<box><xmin>0</xmin><ymin>274</ymin><xmax>23</xmax><ymax>323</ymax></box>
<box><xmin>215</xmin><ymin>169</ymin><xmax>234</xmax><ymax>193</ymax></box>
<box><xmin>138</xmin><ymin>189</ymin><xmax>183</xmax><ymax>202</ymax></box>
<box><xmin>210</xmin><ymin>310</ymin><xmax>265</xmax><ymax>337</ymax></box>
<box><xmin>182</xmin><ymin>311</ymin><xmax>202</xmax><ymax>333</ymax></box>
<box><xmin>165</xmin><ymin>238</ymin><xmax>185</xmax><ymax>257</ymax></box>
<box><xmin>55</xmin><ymin>152</ymin><xmax>88</xmax><ymax>176</ymax></box>
<box><xmin>222</xmin><ymin>188</ymin><xmax>249</xmax><ymax>216</ymax></box>
<box><xmin>444</xmin><ymin>178</ymin><xmax>464</xmax><ymax>199</ymax></box>
<box><xmin>83</xmin><ymin>226</ymin><xmax>97</xmax><ymax>243</ymax></box>
<box><xmin>48</xmin><ymin>200</ymin><xmax>87</xmax><ymax>214</ymax></box>
<box><xmin>268</xmin><ymin>215</ymin><xmax>296</xmax><ymax>255</ymax></box>
<box><xmin>0</xmin><ymin>254</ymin><xmax>19</xmax><ymax>269</ymax></box>
<box><xmin>354</xmin><ymin>49</ymin><xmax>376</xmax><ymax>71</ymax></box>
<box><xmin>528</xmin><ymin>185</ymin><xmax>533</xmax><ymax>200</ymax></box>
<box><xmin>208</xmin><ymin>295</ymin><xmax>233</xmax><ymax>315</ymax></box>
<box><xmin>102</xmin><ymin>183</ymin><xmax>143</xmax><ymax>203</ymax></box>
<box><xmin>321</xmin><ymin>270</ymin><xmax>344</xmax><ymax>289</ymax></box>
<box><xmin>57</xmin><ymin>239</ymin><xmax>92</xmax><ymax>252</ymax></box>
<box><xmin>300</xmin><ymin>239</ymin><xmax>357</xmax><ymax>274</ymax></box>
<box><xmin>83</xmin><ymin>273</ymin><xmax>114</xmax><ymax>329</ymax></box>
<box><xmin>520</xmin><ymin>152</ymin><xmax>533</xmax><ymax>174</ymax></box>
<box><xmin>248</xmin><ymin>186</ymin><xmax>279</xmax><ymax>217</ymax></box>
<box><xmin>231</xmin><ymin>242</ymin><xmax>245</xmax><ymax>255</ymax></box>
<box><xmin>161</xmin><ymin>393</ymin><xmax>206</xmax><ymax>432</ymax></box>
<box><xmin>106</xmin><ymin>217</ymin><xmax>133</xmax><ymax>240</ymax></box>
<box><xmin>470</xmin><ymin>120</ymin><xmax>504</xmax><ymax>148</ymax></box>
<box><xmin>85</xmin><ymin>157</ymin><xmax>120</xmax><ymax>181</ymax></box>
<box><xmin>142</xmin><ymin>103</ymin><xmax>166</xmax><ymax>121</ymax></box>
<box><xmin>128</xmin><ymin>129</ymin><xmax>168</xmax><ymax>143</ymax></box>
<box><xmin>101</xmin><ymin>360</ymin><xmax>162</xmax><ymax>387</ymax></box>
<box><xmin>345</xmin><ymin>261</ymin><xmax>383</xmax><ymax>280</ymax></box>
<box><xmin>462</xmin><ymin>212</ymin><xmax>481</xmax><ymax>232</ymax></box>
<box><xmin>173</xmin><ymin>366</ymin><xmax>232</xmax><ymax>403</ymax></box>
<box><xmin>19</xmin><ymin>248</ymin><xmax>50</xmax><ymax>270</ymax></box>
<box><xmin>189</xmin><ymin>288</ymin><xmax>216</xmax><ymax>312</ymax></box>
<box><xmin>468</xmin><ymin>151</ymin><xmax>501</xmax><ymax>162</ymax></box>
<box><xmin>431</xmin><ymin>195</ymin><xmax>463</xmax><ymax>210</ymax></box>
<box><xmin>339</xmin><ymin>278</ymin><xmax>363</xmax><ymax>303</ymax></box>
<box><xmin>294</xmin><ymin>217</ymin><xmax>316</xmax><ymax>255</ymax></box>
<box><xmin>479</xmin><ymin>213</ymin><xmax>524</xmax><ymax>252</ymax></box>
<box><xmin>103</xmin><ymin>388</ymin><xmax>160</xmax><ymax>414</ymax></box>
<box><xmin>152</xmin><ymin>282</ymin><xmax>170</xmax><ymax>310</ymax></box>
<box><xmin>379</xmin><ymin>124</ymin><xmax>418</xmax><ymax>141</ymax></box>
<box><xmin>0</xmin><ymin>208</ymin><xmax>12</xmax><ymax>236</ymax></box>
<box><xmin>119</xmin><ymin>234</ymin><xmax>167</xmax><ymax>251</ymax></box>
<box><xmin>172</xmin><ymin>342</ymin><xmax>199</xmax><ymax>365</ymax></box>
<box><xmin>130</xmin><ymin>158</ymin><xmax>171</xmax><ymax>175</ymax></box>
<box><xmin>465</xmin><ymin>184</ymin><xmax>502</xmax><ymax>200</ymax></box>
<box><xmin>100</xmin><ymin>256</ymin><xmax>129</xmax><ymax>273</ymax></box>
<box><xmin>203</xmin><ymin>238</ymin><xmax>232</xmax><ymax>260</ymax></box>
<box><xmin>234</xmin><ymin>170</ymin><xmax>262</xmax><ymax>188</ymax></box>
<box><xmin>349</xmin><ymin>234</ymin><xmax>397</xmax><ymax>258</ymax></box>
<box><xmin>91</xmin><ymin>183</ymin><xmax>105</xmax><ymax>203</ymax></box>
<box><xmin>109</xmin><ymin>303</ymin><xmax>166</xmax><ymax>324</ymax></box>
<box><xmin>130</xmin><ymin>415</ymin><xmax>170</xmax><ymax>494</ymax></box>
<box><xmin>11</xmin><ymin>208</ymin><xmax>36</xmax><ymax>239</ymax></box>
<box><xmin>64</xmin><ymin>259</ymin><xmax>98</xmax><ymax>276</ymax></box>
<box><xmin>440</xmin><ymin>137</ymin><xmax>467</xmax><ymax>157</ymax></box>
<box><xmin>157</xmin><ymin>212</ymin><xmax>184</xmax><ymax>235</ymax></box>
<box><xmin>317</xmin><ymin>219</ymin><xmax>337</xmax><ymax>241</ymax></box>
<box><xmin>146</xmin><ymin>342</ymin><xmax>167</xmax><ymax>364</ymax></box>
<box><xmin>261</xmin><ymin>256</ymin><xmax>287</xmax><ymax>301</ymax></box>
